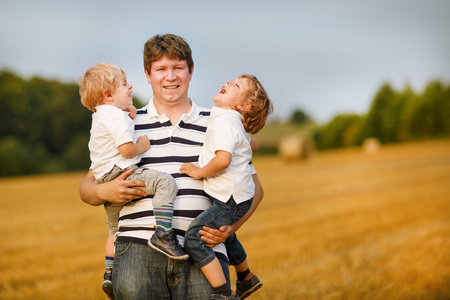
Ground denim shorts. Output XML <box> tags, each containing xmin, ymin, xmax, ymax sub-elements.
<box><xmin>184</xmin><ymin>196</ymin><xmax>252</xmax><ymax>269</ymax></box>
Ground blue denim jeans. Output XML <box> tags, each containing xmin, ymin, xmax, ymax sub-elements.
<box><xmin>113</xmin><ymin>241</ymin><xmax>230</xmax><ymax>299</ymax></box>
<box><xmin>184</xmin><ymin>196</ymin><xmax>252</xmax><ymax>269</ymax></box>
<box><xmin>224</xmin><ymin>233</ymin><xmax>247</xmax><ymax>266</ymax></box>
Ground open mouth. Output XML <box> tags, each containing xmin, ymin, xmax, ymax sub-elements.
<box><xmin>219</xmin><ymin>86</ymin><xmax>226</xmax><ymax>94</ymax></box>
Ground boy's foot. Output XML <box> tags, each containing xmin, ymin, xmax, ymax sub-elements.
<box><xmin>210</xmin><ymin>294</ymin><xmax>240</xmax><ymax>300</ymax></box>
<box><xmin>102</xmin><ymin>268</ymin><xmax>114</xmax><ymax>300</ymax></box>
<box><xmin>148</xmin><ymin>228</ymin><xmax>189</xmax><ymax>260</ymax></box>
<box><xmin>236</xmin><ymin>273</ymin><xmax>263</xmax><ymax>299</ymax></box>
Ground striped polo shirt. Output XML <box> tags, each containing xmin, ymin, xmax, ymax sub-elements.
<box><xmin>115</xmin><ymin>98</ymin><xmax>227</xmax><ymax>257</ymax></box>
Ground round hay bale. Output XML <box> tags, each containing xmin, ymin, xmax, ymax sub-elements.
<box><xmin>278</xmin><ymin>135</ymin><xmax>315</xmax><ymax>160</ymax></box>
<box><xmin>362</xmin><ymin>138</ymin><xmax>381</xmax><ymax>154</ymax></box>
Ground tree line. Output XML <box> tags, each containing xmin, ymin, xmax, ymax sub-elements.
<box><xmin>312</xmin><ymin>80</ymin><xmax>450</xmax><ymax>150</ymax></box>
<box><xmin>1</xmin><ymin>70</ymin><xmax>449</xmax><ymax>177</ymax></box>
<box><xmin>0</xmin><ymin>70</ymin><xmax>145</xmax><ymax>177</ymax></box>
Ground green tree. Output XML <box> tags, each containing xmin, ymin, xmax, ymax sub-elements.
<box><xmin>0</xmin><ymin>71</ymin><xmax>92</xmax><ymax>176</ymax></box>
<box><xmin>0</xmin><ymin>71</ymin><xmax>29</xmax><ymax>140</ymax></box>
<box><xmin>315</xmin><ymin>113</ymin><xmax>364</xmax><ymax>149</ymax></box>
<box><xmin>420</xmin><ymin>80</ymin><xmax>447</xmax><ymax>137</ymax></box>
<box><xmin>290</xmin><ymin>108</ymin><xmax>312</xmax><ymax>124</ymax></box>
<box><xmin>0</xmin><ymin>136</ymin><xmax>37</xmax><ymax>176</ymax></box>
<box><xmin>362</xmin><ymin>83</ymin><xmax>396</xmax><ymax>143</ymax></box>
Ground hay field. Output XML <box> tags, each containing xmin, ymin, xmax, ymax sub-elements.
<box><xmin>1</xmin><ymin>139</ymin><xmax>450</xmax><ymax>300</ymax></box>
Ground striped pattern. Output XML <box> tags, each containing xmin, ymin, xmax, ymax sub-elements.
<box><xmin>115</xmin><ymin>99</ymin><xmax>227</xmax><ymax>256</ymax></box>
<box><xmin>105</xmin><ymin>256</ymin><xmax>114</xmax><ymax>269</ymax></box>
<box><xmin>153</xmin><ymin>203</ymin><xmax>174</xmax><ymax>231</ymax></box>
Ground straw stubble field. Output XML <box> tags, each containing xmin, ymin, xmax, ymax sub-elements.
<box><xmin>1</xmin><ymin>139</ymin><xmax>449</xmax><ymax>299</ymax></box>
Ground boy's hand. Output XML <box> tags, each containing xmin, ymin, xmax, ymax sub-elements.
<box><xmin>126</xmin><ymin>105</ymin><xmax>138</xmax><ymax>119</ymax></box>
<box><xmin>137</xmin><ymin>135</ymin><xmax>151</xmax><ymax>151</ymax></box>
<box><xmin>179</xmin><ymin>163</ymin><xmax>202</xmax><ymax>179</ymax></box>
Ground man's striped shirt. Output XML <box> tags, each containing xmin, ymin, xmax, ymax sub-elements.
<box><xmin>115</xmin><ymin>98</ymin><xmax>227</xmax><ymax>257</ymax></box>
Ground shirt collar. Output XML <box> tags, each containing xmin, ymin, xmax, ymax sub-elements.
<box><xmin>144</xmin><ymin>97</ymin><xmax>201</xmax><ymax>123</ymax></box>
<box><xmin>210</xmin><ymin>106</ymin><xmax>243</xmax><ymax>120</ymax></box>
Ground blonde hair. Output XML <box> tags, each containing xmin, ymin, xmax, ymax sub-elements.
<box><xmin>78</xmin><ymin>63</ymin><xmax>125</xmax><ymax>112</ymax></box>
<box><xmin>238</xmin><ymin>74</ymin><xmax>274</xmax><ymax>134</ymax></box>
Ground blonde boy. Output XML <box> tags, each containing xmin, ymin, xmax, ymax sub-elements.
<box><xmin>79</xmin><ymin>63</ymin><xmax>188</xmax><ymax>299</ymax></box>
<box><xmin>180</xmin><ymin>74</ymin><xmax>273</xmax><ymax>300</ymax></box>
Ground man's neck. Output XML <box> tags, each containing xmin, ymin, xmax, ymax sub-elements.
<box><xmin>153</xmin><ymin>98</ymin><xmax>192</xmax><ymax>125</ymax></box>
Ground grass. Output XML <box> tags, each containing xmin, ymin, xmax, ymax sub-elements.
<box><xmin>1</xmin><ymin>139</ymin><xmax>449</xmax><ymax>299</ymax></box>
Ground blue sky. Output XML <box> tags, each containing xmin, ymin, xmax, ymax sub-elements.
<box><xmin>1</xmin><ymin>0</ymin><xmax>449</xmax><ymax>122</ymax></box>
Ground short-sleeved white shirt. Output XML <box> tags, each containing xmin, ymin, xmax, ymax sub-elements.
<box><xmin>89</xmin><ymin>105</ymin><xmax>141</xmax><ymax>180</ymax></box>
<box><xmin>199</xmin><ymin>107</ymin><xmax>254</xmax><ymax>204</ymax></box>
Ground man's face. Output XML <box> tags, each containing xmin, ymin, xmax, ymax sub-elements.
<box><xmin>145</xmin><ymin>55</ymin><xmax>193</xmax><ymax>107</ymax></box>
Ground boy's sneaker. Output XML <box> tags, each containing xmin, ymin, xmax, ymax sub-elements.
<box><xmin>210</xmin><ymin>294</ymin><xmax>240</xmax><ymax>300</ymax></box>
<box><xmin>102</xmin><ymin>268</ymin><xmax>114</xmax><ymax>300</ymax></box>
<box><xmin>148</xmin><ymin>228</ymin><xmax>189</xmax><ymax>260</ymax></box>
<box><xmin>236</xmin><ymin>274</ymin><xmax>263</xmax><ymax>299</ymax></box>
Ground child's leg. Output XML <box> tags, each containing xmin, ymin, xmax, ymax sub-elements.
<box><xmin>130</xmin><ymin>168</ymin><xmax>188</xmax><ymax>259</ymax></box>
<box><xmin>103</xmin><ymin>200</ymin><xmax>122</xmax><ymax>300</ymax></box>
<box><xmin>185</xmin><ymin>198</ymin><xmax>240</xmax><ymax>296</ymax></box>
<box><xmin>201</xmin><ymin>257</ymin><xmax>230</xmax><ymax>295</ymax></box>
<box><xmin>104</xmin><ymin>203</ymin><xmax>121</xmax><ymax>269</ymax></box>
<box><xmin>130</xmin><ymin>167</ymin><xmax>178</xmax><ymax>232</ymax></box>
<box><xmin>105</xmin><ymin>234</ymin><xmax>115</xmax><ymax>272</ymax></box>
<box><xmin>226</xmin><ymin>236</ymin><xmax>252</xmax><ymax>280</ymax></box>
<box><xmin>234</xmin><ymin>259</ymin><xmax>252</xmax><ymax>280</ymax></box>
<box><xmin>102</xmin><ymin>234</ymin><xmax>115</xmax><ymax>299</ymax></box>
<box><xmin>105</xmin><ymin>234</ymin><xmax>115</xmax><ymax>257</ymax></box>
<box><xmin>225</xmin><ymin>232</ymin><xmax>262</xmax><ymax>299</ymax></box>
<box><xmin>153</xmin><ymin>203</ymin><xmax>175</xmax><ymax>231</ymax></box>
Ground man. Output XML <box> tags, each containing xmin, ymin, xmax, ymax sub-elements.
<box><xmin>79</xmin><ymin>33</ymin><xmax>264</xmax><ymax>299</ymax></box>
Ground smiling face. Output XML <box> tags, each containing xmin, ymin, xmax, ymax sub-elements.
<box><xmin>212</xmin><ymin>77</ymin><xmax>250</xmax><ymax>111</ymax></box>
<box><xmin>109</xmin><ymin>70</ymin><xmax>133</xmax><ymax>110</ymax></box>
<box><xmin>145</xmin><ymin>55</ymin><xmax>193</xmax><ymax>107</ymax></box>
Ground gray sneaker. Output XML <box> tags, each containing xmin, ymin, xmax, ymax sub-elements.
<box><xmin>102</xmin><ymin>268</ymin><xmax>114</xmax><ymax>300</ymax></box>
<box><xmin>210</xmin><ymin>294</ymin><xmax>240</xmax><ymax>300</ymax></box>
<box><xmin>148</xmin><ymin>228</ymin><xmax>189</xmax><ymax>260</ymax></box>
<box><xmin>236</xmin><ymin>274</ymin><xmax>263</xmax><ymax>299</ymax></box>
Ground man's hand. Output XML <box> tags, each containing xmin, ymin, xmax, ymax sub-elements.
<box><xmin>200</xmin><ymin>225</ymin><xmax>236</xmax><ymax>248</ymax></box>
<box><xmin>97</xmin><ymin>169</ymin><xmax>147</xmax><ymax>204</ymax></box>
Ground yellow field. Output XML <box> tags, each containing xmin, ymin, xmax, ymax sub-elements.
<box><xmin>1</xmin><ymin>139</ymin><xmax>449</xmax><ymax>300</ymax></box>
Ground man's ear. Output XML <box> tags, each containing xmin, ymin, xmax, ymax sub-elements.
<box><xmin>144</xmin><ymin>69</ymin><xmax>151</xmax><ymax>83</ymax></box>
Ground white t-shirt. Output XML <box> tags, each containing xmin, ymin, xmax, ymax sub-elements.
<box><xmin>199</xmin><ymin>107</ymin><xmax>254</xmax><ymax>204</ymax></box>
<box><xmin>89</xmin><ymin>105</ymin><xmax>142</xmax><ymax>180</ymax></box>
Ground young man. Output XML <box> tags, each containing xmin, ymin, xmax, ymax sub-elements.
<box><xmin>79</xmin><ymin>33</ymin><xmax>264</xmax><ymax>300</ymax></box>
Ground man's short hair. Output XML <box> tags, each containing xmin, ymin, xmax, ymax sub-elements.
<box><xmin>143</xmin><ymin>33</ymin><xmax>194</xmax><ymax>74</ymax></box>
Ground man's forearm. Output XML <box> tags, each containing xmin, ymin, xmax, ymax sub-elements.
<box><xmin>79</xmin><ymin>169</ymin><xmax>105</xmax><ymax>206</ymax></box>
<box><xmin>229</xmin><ymin>173</ymin><xmax>264</xmax><ymax>232</ymax></box>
